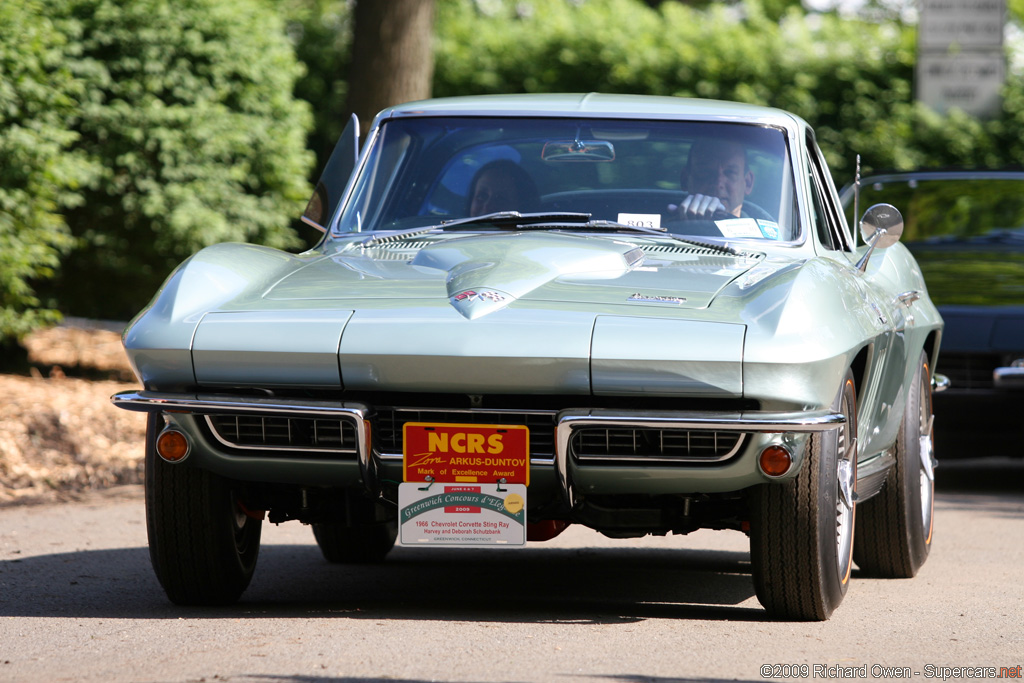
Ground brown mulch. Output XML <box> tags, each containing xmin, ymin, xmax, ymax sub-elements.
<box><xmin>0</xmin><ymin>323</ymin><xmax>145</xmax><ymax>506</ymax></box>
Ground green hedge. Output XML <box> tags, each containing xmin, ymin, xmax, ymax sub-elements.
<box><xmin>0</xmin><ymin>0</ymin><xmax>315</xmax><ymax>336</ymax></box>
<box><xmin>0</xmin><ymin>1</ymin><xmax>87</xmax><ymax>339</ymax></box>
<box><xmin>45</xmin><ymin>0</ymin><xmax>315</xmax><ymax>320</ymax></box>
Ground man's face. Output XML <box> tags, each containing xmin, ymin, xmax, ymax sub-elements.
<box><xmin>687</xmin><ymin>143</ymin><xmax>754</xmax><ymax>216</ymax></box>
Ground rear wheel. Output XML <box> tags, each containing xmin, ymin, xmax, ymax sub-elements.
<box><xmin>145</xmin><ymin>414</ymin><xmax>261</xmax><ymax>605</ymax></box>
<box><xmin>750</xmin><ymin>370</ymin><xmax>857</xmax><ymax>621</ymax></box>
<box><xmin>853</xmin><ymin>350</ymin><xmax>934</xmax><ymax>577</ymax></box>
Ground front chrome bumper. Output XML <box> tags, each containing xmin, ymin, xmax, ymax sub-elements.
<box><xmin>113</xmin><ymin>390</ymin><xmax>846</xmax><ymax>507</ymax></box>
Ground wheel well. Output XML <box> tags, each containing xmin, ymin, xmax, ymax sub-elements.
<box><xmin>922</xmin><ymin>330</ymin><xmax>941</xmax><ymax>372</ymax></box>
<box><xmin>849</xmin><ymin>345</ymin><xmax>870</xmax><ymax>402</ymax></box>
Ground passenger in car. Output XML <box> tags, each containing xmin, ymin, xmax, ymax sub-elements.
<box><xmin>467</xmin><ymin>159</ymin><xmax>540</xmax><ymax>216</ymax></box>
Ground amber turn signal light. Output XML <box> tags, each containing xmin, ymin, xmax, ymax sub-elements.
<box><xmin>759</xmin><ymin>445</ymin><xmax>792</xmax><ymax>477</ymax></box>
<box><xmin>156</xmin><ymin>429</ymin><xmax>190</xmax><ymax>463</ymax></box>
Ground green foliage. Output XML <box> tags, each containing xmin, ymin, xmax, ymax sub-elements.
<box><xmin>275</xmin><ymin>0</ymin><xmax>353</xmax><ymax>168</ymax></box>
<box><xmin>40</xmin><ymin>0</ymin><xmax>315</xmax><ymax>320</ymax></box>
<box><xmin>0</xmin><ymin>0</ymin><xmax>94</xmax><ymax>340</ymax></box>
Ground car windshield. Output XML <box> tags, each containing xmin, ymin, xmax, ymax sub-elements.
<box><xmin>333</xmin><ymin>117</ymin><xmax>798</xmax><ymax>242</ymax></box>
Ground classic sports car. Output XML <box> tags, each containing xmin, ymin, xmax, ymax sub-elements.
<box><xmin>113</xmin><ymin>94</ymin><xmax>944</xmax><ymax>621</ymax></box>
<box><xmin>841</xmin><ymin>170</ymin><xmax>1023</xmax><ymax>457</ymax></box>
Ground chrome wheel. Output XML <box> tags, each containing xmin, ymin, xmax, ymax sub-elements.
<box><xmin>918</xmin><ymin>369</ymin><xmax>935</xmax><ymax>543</ymax></box>
<box><xmin>833</xmin><ymin>378</ymin><xmax>857</xmax><ymax>586</ymax></box>
<box><xmin>836</xmin><ymin>451</ymin><xmax>855</xmax><ymax>582</ymax></box>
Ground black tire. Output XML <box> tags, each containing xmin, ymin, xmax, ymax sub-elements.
<box><xmin>312</xmin><ymin>496</ymin><xmax>397</xmax><ymax>564</ymax></box>
<box><xmin>750</xmin><ymin>370</ymin><xmax>857</xmax><ymax>621</ymax></box>
<box><xmin>145</xmin><ymin>414</ymin><xmax>261</xmax><ymax>605</ymax></box>
<box><xmin>853</xmin><ymin>350</ymin><xmax>935</xmax><ymax>577</ymax></box>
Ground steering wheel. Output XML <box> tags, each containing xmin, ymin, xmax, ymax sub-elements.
<box><xmin>671</xmin><ymin>194</ymin><xmax>776</xmax><ymax>223</ymax></box>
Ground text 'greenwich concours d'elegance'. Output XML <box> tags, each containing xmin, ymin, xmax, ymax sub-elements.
<box><xmin>112</xmin><ymin>93</ymin><xmax>945</xmax><ymax>621</ymax></box>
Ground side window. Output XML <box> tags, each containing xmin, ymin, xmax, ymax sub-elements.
<box><xmin>805</xmin><ymin>134</ymin><xmax>850</xmax><ymax>252</ymax></box>
<box><xmin>806</xmin><ymin>157</ymin><xmax>835</xmax><ymax>250</ymax></box>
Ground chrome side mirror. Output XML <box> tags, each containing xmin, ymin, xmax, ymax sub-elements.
<box><xmin>856</xmin><ymin>203</ymin><xmax>903</xmax><ymax>271</ymax></box>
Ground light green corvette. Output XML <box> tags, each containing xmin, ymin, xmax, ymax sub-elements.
<box><xmin>113</xmin><ymin>94</ymin><xmax>944</xmax><ymax>620</ymax></box>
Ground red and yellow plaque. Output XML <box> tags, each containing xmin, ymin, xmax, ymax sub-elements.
<box><xmin>403</xmin><ymin>423</ymin><xmax>530</xmax><ymax>485</ymax></box>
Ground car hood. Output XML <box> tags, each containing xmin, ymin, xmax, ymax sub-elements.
<box><xmin>265</xmin><ymin>232</ymin><xmax>761</xmax><ymax>316</ymax></box>
<box><xmin>186</xmin><ymin>233</ymin><xmax>762</xmax><ymax>396</ymax></box>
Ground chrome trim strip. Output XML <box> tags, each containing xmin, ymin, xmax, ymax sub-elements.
<box><xmin>896</xmin><ymin>290</ymin><xmax>921</xmax><ymax>306</ymax></box>
<box><xmin>112</xmin><ymin>391</ymin><xmax>371</xmax><ymax>419</ymax></box>
<box><xmin>554</xmin><ymin>408</ymin><xmax>846</xmax><ymax>509</ymax></box>
<box><xmin>300</xmin><ymin>214</ymin><xmax>327</xmax><ymax>234</ymax></box>
<box><xmin>932</xmin><ymin>373</ymin><xmax>950</xmax><ymax>393</ymax></box>
<box><xmin>376</xmin><ymin>406</ymin><xmax>558</xmax><ymax>417</ymax></box>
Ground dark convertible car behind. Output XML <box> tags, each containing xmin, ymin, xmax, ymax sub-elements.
<box><xmin>842</xmin><ymin>170</ymin><xmax>1024</xmax><ymax>458</ymax></box>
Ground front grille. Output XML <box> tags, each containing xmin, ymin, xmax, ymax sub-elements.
<box><xmin>374</xmin><ymin>408</ymin><xmax>557</xmax><ymax>459</ymax></box>
<box><xmin>938</xmin><ymin>353</ymin><xmax>1002</xmax><ymax>390</ymax></box>
<box><xmin>572</xmin><ymin>428</ymin><xmax>745</xmax><ymax>464</ymax></box>
<box><xmin>205</xmin><ymin>414</ymin><xmax>359</xmax><ymax>456</ymax></box>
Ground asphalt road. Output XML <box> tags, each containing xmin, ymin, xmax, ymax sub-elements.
<box><xmin>1</xmin><ymin>458</ymin><xmax>1022</xmax><ymax>683</ymax></box>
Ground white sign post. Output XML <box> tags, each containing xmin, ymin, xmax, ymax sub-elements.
<box><xmin>917</xmin><ymin>0</ymin><xmax>1005</xmax><ymax>118</ymax></box>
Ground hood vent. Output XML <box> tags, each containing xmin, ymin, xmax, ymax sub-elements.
<box><xmin>358</xmin><ymin>238</ymin><xmax>434</xmax><ymax>261</ymax></box>
<box><xmin>640</xmin><ymin>243</ymin><xmax>752</xmax><ymax>258</ymax></box>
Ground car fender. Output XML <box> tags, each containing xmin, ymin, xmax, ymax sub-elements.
<box><xmin>123</xmin><ymin>243</ymin><xmax>312</xmax><ymax>390</ymax></box>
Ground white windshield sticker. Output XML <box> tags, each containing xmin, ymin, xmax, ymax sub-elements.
<box><xmin>715</xmin><ymin>218</ymin><xmax>763</xmax><ymax>238</ymax></box>
<box><xmin>618</xmin><ymin>213</ymin><xmax>661</xmax><ymax>230</ymax></box>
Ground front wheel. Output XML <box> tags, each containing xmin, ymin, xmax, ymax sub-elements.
<box><xmin>145</xmin><ymin>414</ymin><xmax>262</xmax><ymax>605</ymax></box>
<box><xmin>853</xmin><ymin>350</ymin><xmax>935</xmax><ymax>577</ymax></box>
<box><xmin>750</xmin><ymin>369</ymin><xmax>857</xmax><ymax>621</ymax></box>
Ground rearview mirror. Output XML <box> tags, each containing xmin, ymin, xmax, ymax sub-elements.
<box><xmin>541</xmin><ymin>139</ymin><xmax>615</xmax><ymax>162</ymax></box>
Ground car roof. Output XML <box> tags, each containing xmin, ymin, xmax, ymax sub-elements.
<box><xmin>376</xmin><ymin>93</ymin><xmax>806</xmax><ymax>133</ymax></box>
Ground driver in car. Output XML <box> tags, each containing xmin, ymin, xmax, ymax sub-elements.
<box><xmin>676</xmin><ymin>138</ymin><xmax>757</xmax><ymax>220</ymax></box>
<box><xmin>467</xmin><ymin>159</ymin><xmax>539</xmax><ymax>216</ymax></box>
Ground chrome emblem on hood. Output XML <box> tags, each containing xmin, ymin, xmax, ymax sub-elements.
<box><xmin>453</xmin><ymin>289</ymin><xmax>507</xmax><ymax>303</ymax></box>
<box><xmin>450</xmin><ymin>288</ymin><xmax>515</xmax><ymax>320</ymax></box>
<box><xmin>628</xmin><ymin>293</ymin><xmax>687</xmax><ymax>305</ymax></box>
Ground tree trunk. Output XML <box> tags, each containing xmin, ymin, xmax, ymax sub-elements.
<box><xmin>346</xmin><ymin>0</ymin><xmax>436</xmax><ymax>133</ymax></box>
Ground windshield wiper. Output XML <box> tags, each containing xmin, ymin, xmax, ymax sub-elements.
<box><xmin>514</xmin><ymin>218</ymin><xmax>744</xmax><ymax>255</ymax></box>
<box><xmin>446</xmin><ymin>210</ymin><xmax>594</xmax><ymax>228</ymax></box>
